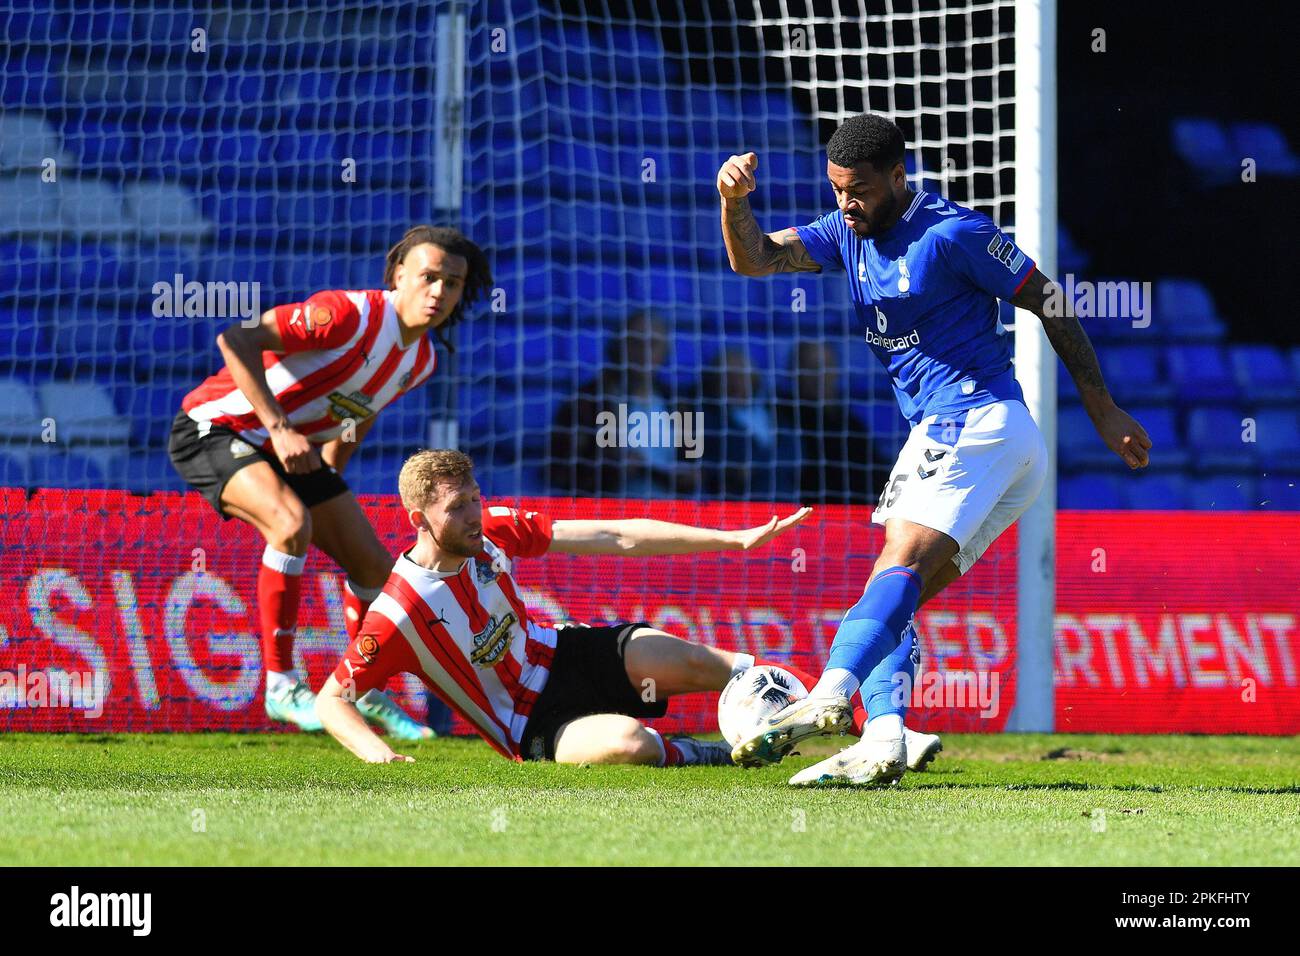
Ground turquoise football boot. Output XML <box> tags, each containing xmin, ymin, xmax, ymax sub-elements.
<box><xmin>357</xmin><ymin>689</ymin><xmax>436</xmax><ymax>741</ymax></box>
<box><xmin>264</xmin><ymin>679</ymin><xmax>324</xmax><ymax>732</ymax></box>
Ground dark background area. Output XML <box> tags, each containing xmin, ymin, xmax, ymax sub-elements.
<box><xmin>1057</xmin><ymin>1</ymin><xmax>1298</xmax><ymax>344</ymax></box>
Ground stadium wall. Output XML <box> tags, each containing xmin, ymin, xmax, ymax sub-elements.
<box><xmin>1</xmin><ymin>489</ymin><xmax>1296</xmax><ymax>735</ymax></box>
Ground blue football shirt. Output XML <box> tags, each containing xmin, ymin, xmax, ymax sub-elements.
<box><xmin>795</xmin><ymin>190</ymin><xmax>1036</xmax><ymax>427</ymax></box>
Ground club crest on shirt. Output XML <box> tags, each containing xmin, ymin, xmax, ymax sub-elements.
<box><xmin>229</xmin><ymin>438</ymin><xmax>255</xmax><ymax>459</ymax></box>
<box><xmin>897</xmin><ymin>258</ymin><xmax>911</xmax><ymax>295</ymax></box>
<box><xmin>474</xmin><ymin>556</ymin><xmax>499</xmax><ymax>586</ymax></box>
<box><xmin>470</xmin><ymin>612</ymin><xmax>516</xmax><ymax>668</ymax></box>
<box><xmin>289</xmin><ymin>304</ymin><xmax>333</xmax><ymax>332</ymax></box>
<box><xmin>398</xmin><ymin>370</ymin><xmax>413</xmax><ymax>391</ymax></box>
<box><xmin>357</xmin><ymin>634</ymin><xmax>380</xmax><ymax>664</ymax></box>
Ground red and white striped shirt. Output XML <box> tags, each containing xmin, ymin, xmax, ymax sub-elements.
<box><xmin>332</xmin><ymin>506</ymin><xmax>557</xmax><ymax>760</ymax></box>
<box><xmin>182</xmin><ymin>289</ymin><xmax>437</xmax><ymax>446</ymax></box>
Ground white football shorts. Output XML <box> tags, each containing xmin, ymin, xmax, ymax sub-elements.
<box><xmin>871</xmin><ymin>398</ymin><xmax>1048</xmax><ymax>575</ymax></box>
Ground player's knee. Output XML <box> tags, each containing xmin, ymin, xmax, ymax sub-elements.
<box><xmin>615</xmin><ymin>726</ymin><xmax>663</xmax><ymax>765</ymax></box>
<box><xmin>584</xmin><ymin>725</ymin><xmax>660</xmax><ymax>765</ymax></box>
<box><xmin>267</xmin><ymin>500</ymin><xmax>312</xmax><ymax>553</ymax></box>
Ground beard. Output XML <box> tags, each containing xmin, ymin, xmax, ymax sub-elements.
<box><xmin>437</xmin><ymin>528</ymin><xmax>482</xmax><ymax>558</ymax></box>
<box><xmin>854</xmin><ymin>191</ymin><xmax>900</xmax><ymax>237</ymax></box>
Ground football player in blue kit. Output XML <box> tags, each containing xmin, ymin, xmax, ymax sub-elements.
<box><xmin>718</xmin><ymin>113</ymin><xmax>1152</xmax><ymax>786</ymax></box>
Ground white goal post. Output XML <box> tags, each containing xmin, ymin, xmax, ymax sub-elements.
<box><xmin>1008</xmin><ymin>0</ymin><xmax>1057</xmax><ymax>731</ymax></box>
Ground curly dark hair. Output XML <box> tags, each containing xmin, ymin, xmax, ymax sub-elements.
<box><xmin>383</xmin><ymin>225</ymin><xmax>493</xmax><ymax>351</ymax></box>
<box><xmin>826</xmin><ymin>113</ymin><xmax>906</xmax><ymax>172</ymax></box>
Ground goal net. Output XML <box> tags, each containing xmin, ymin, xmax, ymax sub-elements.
<box><xmin>0</xmin><ymin>0</ymin><xmax>1134</xmax><ymax>737</ymax></box>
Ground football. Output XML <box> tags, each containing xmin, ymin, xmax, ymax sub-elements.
<box><xmin>717</xmin><ymin>665</ymin><xmax>810</xmax><ymax>747</ymax></box>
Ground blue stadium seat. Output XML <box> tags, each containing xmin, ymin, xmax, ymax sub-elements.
<box><xmin>65</xmin><ymin>118</ymin><xmax>141</xmax><ymax>169</ymax></box>
<box><xmin>1097</xmin><ymin>345</ymin><xmax>1173</xmax><ymax>404</ymax></box>
<box><xmin>27</xmin><ymin>447</ymin><xmax>119</xmax><ymax>488</ymax></box>
<box><xmin>123</xmin><ymin>449</ymin><xmax>185</xmax><ymax>494</ymax></box>
<box><xmin>1228</xmin><ymin>344</ymin><xmax>1295</xmax><ymax>404</ymax></box>
<box><xmin>1152</xmin><ymin>278</ymin><xmax>1226</xmax><ymax>342</ymax></box>
<box><xmin>56</xmin><ymin>240</ymin><xmax>134</xmax><ymax>297</ymax></box>
<box><xmin>137</xmin><ymin>115</ymin><xmax>202</xmax><ymax>168</ymax></box>
<box><xmin>0</xmin><ymin>113</ymin><xmax>74</xmax><ymax>172</ymax></box>
<box><xmin>1251</xmin><ymin>409</ymin><xmax>1300</xmax><ymax>471</ymax></box>
<box><xmin>0</xmin><ymin>175</ymin><xmax>61</xmax><ymax>236</ymax></box>
<box><xmin>0</xmin><ymin>450</ymin><xmax>29</xmax><ymax>487</ymax></box>
<box><xmin>1123</xmin><ymin>471</ymin><xmax>1189</xmax><ymax>509</ymax></box>
<box><xmin>276</xmin><ymin>259</ymin><xmax>353</xmax><ymax>300</ymax></box>
<box><xmin>51</xmin><ymin>313</ymin><xmax>133</xmax><ymax>376</ymax></box>
<box><xmin>457</xmin><ymin>384</ymin><xmax>496</xmax><ymax>444</ymax></box>
<box><xmin>0</xmin><ymin>240</ymin><xmax>56</xmax><ymax>299</ymax></box>
<box><xmin>1186</xmin><ymin>406</ymin><xmax>1255</xmax><ymax>471</ymax></box>
<box><xmin>37</xmin><ymin>381</ymin><xmax>131</xmax><ymax>444</ymax></box>
<box><xmin>126</xmin><ymin>383</ymin><xmax>189</xmax><ymax>445</ymax></box>
<box><xmin>0</xmin><ymin>50</ymin><xmax>64</xmax><ymax>108</ymax></box>
<box><xmin>1125</xmin><ymin>405</ymin><xmax>1189</xmax><ymax>469</ymax></box>
<box><xmin>1170</xmin><ymin>118</ymin><xmax>1238</xmax><ymax>185</ymax></box>
<box><xmin>1186</xmin><ymin>473</ymin><xmax>1257</xmax><ymax>511</ymax></box>
<box><xmin>1062</xmin><ymin>403</ymin><xmax>1182</xmax><ymax>472</ymax></box>
<box><xmin>1058</xmin><ymin>472</ymin><xmax>1125</xmax><ymax>509</ymax></box>
<box><xmin>1258</xmin><ymin>475</ymin><xmax>1300</xmax><ymax>510</ymax></box>
<box><xmin>0</xmin><ymin>304</ymin><xmax>52</xmax><ymax>370</ymax></box>
<box><xmin>1228</xmin><ymin>122</ymin><xmax>1300</xmax><ymax>176</ymax></box>
<box><xmin>1167</xmin><ymin>344</ymin><xmax>1238</xmax><ymax>403</ymax></box>
<box><xmin>131</xmin><ymin>242</ymin><xmax>200</xmax><ymax>288</ymax></box>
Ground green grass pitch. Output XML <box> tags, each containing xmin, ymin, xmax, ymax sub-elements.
<box><xmin>2</xmin><ymin>732</ymin><xmax>1297</xmax><ymax>866</ymax></box>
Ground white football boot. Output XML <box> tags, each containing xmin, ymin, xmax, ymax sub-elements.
<box><xmin>904</xmin><ymin>727</ymin><xmax>943</xmax><ymax>771</ymax></box>
<box><xmin>730</xmin><ymin>695</ymin><xmax>853</xmax><ymax>768</ymax></box>
<box><xmin>788</xmin><ymin>733</ymin><xmax>907</xmax><ymax>788</ymax></box>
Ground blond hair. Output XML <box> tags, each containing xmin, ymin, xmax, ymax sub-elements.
<box><xmin>398</xmin><ymin>449</ymin><xmax>476</xmax><ymax>511</ymax></box>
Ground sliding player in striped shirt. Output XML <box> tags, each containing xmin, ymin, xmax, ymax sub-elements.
<box><xmin>168</xmin><ymin>226</ymin><xmax>491</xmax><ymax>737</ymax></box>
<box><xmin>317</xmin><ymin>449</ymin><xmax>819</xmax><ymax>766</ymax></box>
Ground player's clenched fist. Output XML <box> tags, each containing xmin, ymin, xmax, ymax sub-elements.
<box><xmin>717</xmin><ymin>152</ymin><xmax>759</xmax><ymax>199</ymax></box>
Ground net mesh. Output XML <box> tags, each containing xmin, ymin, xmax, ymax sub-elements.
<box><xmin>0</xmin><ymin>0</ymin><xmax>1023</xmax><ymax>733</ymax></box>
<box><xmin>9</xmin><ymin>2</ymin><xmax>1292</xmax><ymax>737</ymax></box>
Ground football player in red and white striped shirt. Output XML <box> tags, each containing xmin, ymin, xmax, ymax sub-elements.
<box><xmin>168</xmin><ymin>226</ymin><xmax>492</xmax><ymax>736</ymax></box>
<box><xmin>315</xmin><ymin>449</ymin><xmax>813</xmax><ymax>765</ymax></box>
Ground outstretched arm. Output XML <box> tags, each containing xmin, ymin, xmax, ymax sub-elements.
<box><xmin>316</xmin><ymin>674</ymin><xmax>414</xmax><ymax>764</ymax></box>
<box><xmin>1010</xmin><ymin>269</ymin><xmax>1152</xmax><ymax>469</ymax></box>
<box><xmin>549</xmin><ymin>507</ymin><xmax>812</xmax><ymax>556</ymax></box>
<box><xmin>718</xmin><ymin>152</ymin><xmax>821</xmax><ymax>276</ymax></box>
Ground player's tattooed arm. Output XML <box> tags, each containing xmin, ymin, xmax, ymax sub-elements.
<box><xmin>717</xmin><ymin>152</ymin><xmax>820</xmax><ymax>275</ymax></box>
<box><xmin>720</xmin><ymin>198</ymin><xmax>821</xmax><ymax>276</ymax></box>
<box><xmin>1010</xmin><ymin>269</ymin><xmax>1109</xmax><ymax>398</ymax></box>
<box><xmin>1011</xmin><ymin>269</ymin><xmax>1153</xmax><ymax>469</ymax></box>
